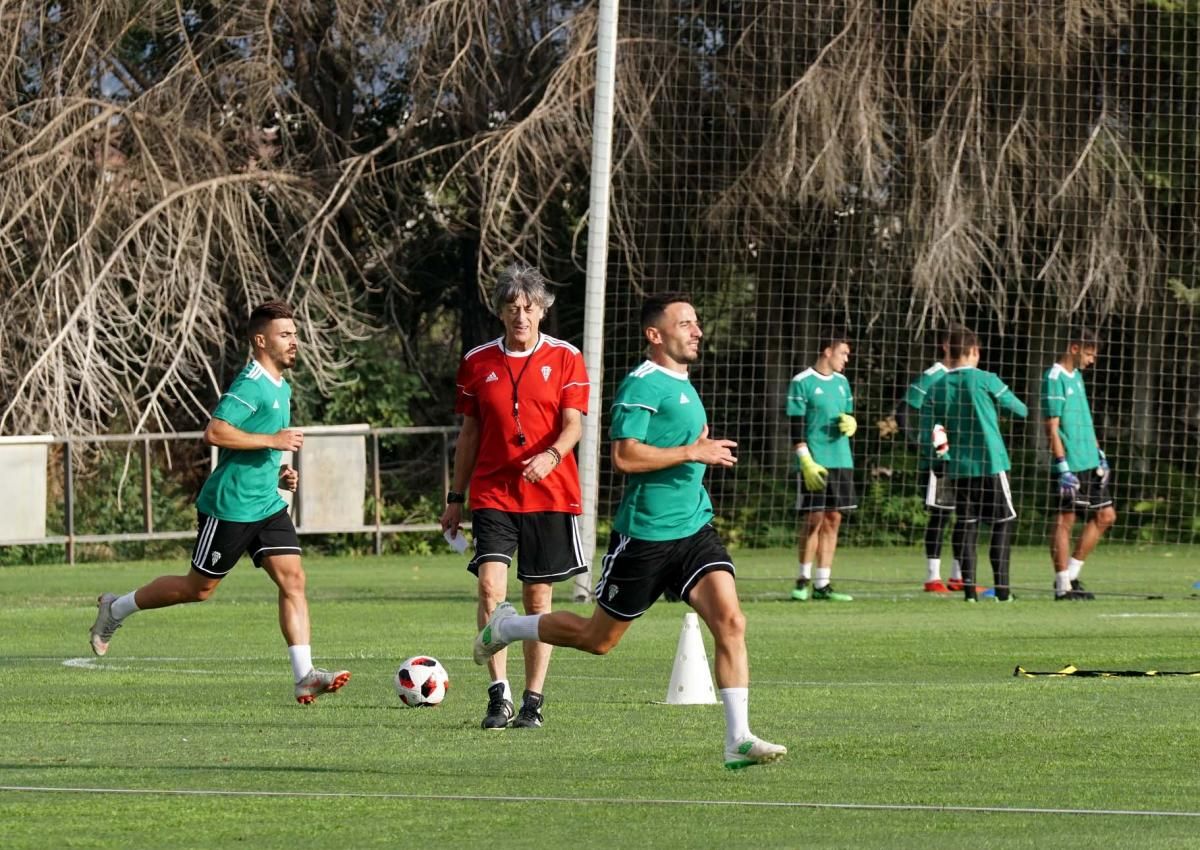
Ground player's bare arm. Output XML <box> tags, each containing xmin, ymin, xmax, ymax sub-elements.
<box><xmin>612</xmin><ymin>425</ymin><xmax>736</xmax><ymax>474</ymax></box>
<box><xmin>523</xmin><ymin>406</ymin><xmax>584</xmax><ymax>483</ymax></box>
<box><xmin>1044</xmin><ymin>416</ymin><xmax>1067</xmax><ymax>459</ymax></box>
<box><xmin>204</xmin><ymin>417</ymin><xmax>303</xmax><ymax>452</ymax></box>
<box><xmin>440</xmin><ymin>414</ymin><xmax>481</xmax><ymax>532</ymax></box>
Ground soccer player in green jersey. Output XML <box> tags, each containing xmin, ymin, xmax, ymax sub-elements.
<box><xmin>787</xmin><ymin>337</ymin><xmax>856</xmax><ymax>602</ymax></box>
<box><xmin>921</xmin><ymin>327</ymin><xmax>1028</xmax><ymax>602</ymax></box>
<box><xmin>89</xmin><ymin>301</ymin><xmax>350</xmax><ymax>704</ymax></box>
<box><xmin>473</xmin><ymin>293</ymin><xmax>786</xmax><ymax>769</ymax></box>
<box><xmin>895</xmin><ymin>329</ymin><xmax>963</xmax><ymax>593</ymax></box>
<box><xmin>1043</xmin><ymin>330</ymin><xmax>1116</xmax><ymax>600</ymax></box>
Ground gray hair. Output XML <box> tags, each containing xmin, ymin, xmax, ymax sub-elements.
<box><xmin>490</xmin><ymin>263</ymin><xmax>556</xmax><ymax>315</ymax></box>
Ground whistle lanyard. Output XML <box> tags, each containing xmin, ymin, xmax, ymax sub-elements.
<box><xmin>502</xmin><ymin>336</ymin><xmax>539</xmax><ymax>446</ymax></box>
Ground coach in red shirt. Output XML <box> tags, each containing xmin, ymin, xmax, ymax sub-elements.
<box><xmin>440</xmin><ymin>263</ymin><xmax>590</xmax><ymax>730</ymax></box>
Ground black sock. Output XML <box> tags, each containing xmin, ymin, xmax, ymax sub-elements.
<box><xmin>990</xmin><ymin>521</ymin><xmax>1013</xmax><ymax>600</ymax></box>
<box><xmin>953</xmin><ymin>520</ymin><xmax>979</xmax><ymax>599</ymax></box>
<box><xmin>925</xmin><ymin>509</ymin><xmax>950</xmax><ymax>560</ymax></box>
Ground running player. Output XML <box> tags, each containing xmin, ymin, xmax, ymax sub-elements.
<box><xmin>89</xmin><ymin>301</ymin><xmax>350</xmax><ymax>704</ymax></box>
<box><xmin>473</xmin><ymin>292</ymin><xmax>786</xmax><ymax>769</ymax></box>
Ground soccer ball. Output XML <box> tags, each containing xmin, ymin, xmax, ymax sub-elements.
<box><xmin>393</xmin><ymin>656</ymin><xmax>450</xmax><ymax>707</ymax></box>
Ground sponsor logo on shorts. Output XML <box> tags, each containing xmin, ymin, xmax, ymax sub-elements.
<box><xmin>211</xmin><ymin>551</ymin><xmax>221</xmax><ymax>566</ymax></box>
<box><xmin>606</xmin><ymin>584</ymin><xmax>619</xmax><ymax>601</ymax></box>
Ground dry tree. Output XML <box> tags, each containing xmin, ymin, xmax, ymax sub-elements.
<box><xmin>0</xmin><ymin>3</ymin><xmax>380</xmax><ymax>436</ymax></box>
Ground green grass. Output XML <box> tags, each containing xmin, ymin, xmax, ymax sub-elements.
<box><xmin>2</xmin><ymin>545</ymin><xmax>1200</xmax><ymax>849</ymax></box>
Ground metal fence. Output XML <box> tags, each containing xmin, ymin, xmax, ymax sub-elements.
<box><xmin>0</xmin><ymin>425</ymin><xmax>459</xmax><ymax>564</ymax></box>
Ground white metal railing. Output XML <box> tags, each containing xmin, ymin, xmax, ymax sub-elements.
<box><xmin>0</xmin><ymin>426</ymin><xmax>460</xmax><ymax>564</ymax></box>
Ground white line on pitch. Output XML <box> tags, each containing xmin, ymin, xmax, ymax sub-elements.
<box><xmin>1098</xmin><ymin>613</ymin><xmax>1198</xmax><ymax>619</ymax></box>
<box><xmin>0</xmin><ymin>785</ymin><xmax>1196</xmax><ymax>818</ymax></box>
<box><xmin>55</xmin><ymin>658</ymin><xmax>952</xmax><ymax>689</ymax></box>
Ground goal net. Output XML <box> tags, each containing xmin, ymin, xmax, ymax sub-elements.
<box><xmin>593</xmin><ymin>1</ymin><xmax>1199</xmax><ymax>593</ymax></box>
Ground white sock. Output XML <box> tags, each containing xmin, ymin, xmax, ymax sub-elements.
<box><xmin>111</xmin><ymin>591</ymin><xmax>140</xmax><ymax>620</ymax></box>
<box><xmin>1055</xmin><ymin>571</ymin><xmax>1072</xmax><ymax>593</ymax></box>
<box><xmin>491</xmin><ymin>679</ymin><xmax>512</xmax><ymax>702</ymax></box>
<box><xmin>288</xmin><ymin>645</ymin><xmax>313</xmax><ymax>683</ymax></box>
<box><xmin>497</xmin><ymin>612</ymin><xmax>542</xmax><ymax>643</ymax></box>
<box><xmin>720</xmin><ymin>687</ymin><xmax>751</xmax><ymax>749</ymax></box>
<box><xmin>798</xmin><ymin>562</ymin><xmax>812</xmax><ymax>581</ymax></box>
<box><xmin>950</xmin><ymin>560</ymin><xmax>962</xmax><ymax>581</ymax></box>
<box><xmin>814</xmin><ymin>567</ymin><xmax>831</xmax><ymax>590</ymax></box>
<box><xmin>1067</xmin><ymin>558</ymin><xmax>1084</xmax><ymax>581</ymax></box>
<box><xmin>926</xmin><ymin>558</ymin><xmax>941</xmax><ymax>582</ymax></box>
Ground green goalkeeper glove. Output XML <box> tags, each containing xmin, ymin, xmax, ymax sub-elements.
<box><xmin>838</xmin><ymin>413</ymin><xmax>858</xmax><ymax>438</ymax></box>
<box><xmin>797</xmin><ymin>446</ymin><xmax>828</xmax><ymax>492</ymax></box>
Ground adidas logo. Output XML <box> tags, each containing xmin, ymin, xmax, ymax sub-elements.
<box><xmin>679</xmin><ymin>393</ymin><xmax>690</xmax><ymax>404</ymax></box>
<box><xmin>485</xmin><ymin>371</ymin><xmax>499</xmax><ymax>383</ymax></box>
<box><xmin>814</xmin><ymin>387</ymin><xmax>824</xmax><ymax>395</ymax></box>
<box><xmin>272</xmin><ymin>400</ymin><xmax>280</xmax><ymax>409</ymax></box>
<box><xmin>541</xmin><ymin>365</ymin><xmax>551</xmax><ymax>382</ymax></box>
<box><xmin>1066</xmin><ymin>388</ymin><xmax>1074</xmax><ymax>396</ymax></box>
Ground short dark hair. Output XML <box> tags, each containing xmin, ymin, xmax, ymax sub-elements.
<box><xmin>248</xmin><ymin>300</ymin><xmax>294</xmax><ymax>338</ymax></box>
<box><xmin>947</xmin><ymin>326</ymin><xmax>979</xmax><ymax>360</ymax></box>
<box><xmin>640</xmin><ymin>291</ymin><xmax>692</xmax><ymax>331</ymax></box>
<box><xmin>1068</xmin><ymin>328</ymin><xmax>1100</xmax><ymax>350</ymax></box>
<box><xmin>819</xmin><ymin>334</ymin><xmax>851</xmax><ymax>354</ymax></box>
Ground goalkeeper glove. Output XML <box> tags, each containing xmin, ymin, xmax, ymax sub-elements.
<box><xmin>838</xmin><ymin>413</ymin><xmax>858</xmax><ymax>437</ymax></box>
<box><xmin>1055</xmin><ymin>457</ymin><xmax>1080</xmax><ymax>499</ymax></box>
<box><xmin>797</xmin><ymin>446</ymin><xmax>828</xmax><ymax>492</ymax></box>
<box><xmin>1096</xmin><ymin>449</ymin><xmax>1111</xmax><ymax>485</ymax></box>
<box><xmin>932</xmin><ymin>424</ymin><xmax>950</xmax><ymax>461</ymax></box>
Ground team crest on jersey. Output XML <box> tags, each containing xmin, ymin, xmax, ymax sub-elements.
<box><xmin>541</xmin><ymin>365</ymin><xmax>551</xmax><ymax>382</ymax></box>
<box><xmin>211</xmin><ymin>551</ymin><xmax>221</xmax><ymax>567</ymax></box>
<box><xmin>485</xmin><ymin>371</ymin><xmax>499</xmax><ymax>383</ymax></box>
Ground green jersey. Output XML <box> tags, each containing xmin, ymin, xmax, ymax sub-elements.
<box><xmin>609</xmin><ymin>360</ymin><xmax>713</xmax><ymax>541</ymax></box>
<box><xmin>921</xmin><ymin>367</ymin><xmax>1028</xmax><ymax>478</ymax></box>
<box><xmin>1042</xmin><ymin>363</ymin><xmax>1100</xmax><ymax>471</ymax></box>
<box><xmin>196</xmin><ymin>360</ymin><xmax>291</xmax><ymax>522</ymax></box>
<box><xmin>903</xmin><ymin>362</ymin><xmax>949</xmax><ymax>471</ymax></box>
<box><xmin>786</xmin><ymin>368</ymin><xmax>853</xmax><ymax>469</ymax></box>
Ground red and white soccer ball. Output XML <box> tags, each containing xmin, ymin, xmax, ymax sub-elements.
<box><xmin>394</xmin><ymin>656</ymin><xmax>450</xmax><ymax>707</ymax></box>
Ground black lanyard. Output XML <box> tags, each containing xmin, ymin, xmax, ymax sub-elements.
<box><xmin>502</xmin><ymin>336</ymin><xmax>539</xmax><ymax>446</ymax></box>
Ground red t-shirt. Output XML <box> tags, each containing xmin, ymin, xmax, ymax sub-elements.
<box><xmin>455</xmin><ymin>334</ymin><xmax>590</xmax><ymax>514</ymax></box>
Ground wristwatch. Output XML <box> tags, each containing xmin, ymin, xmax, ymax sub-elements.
<box><xmin>446</xmin><ymin>491</ymin><xmax>466</xmax><ymax>504</ymax></box>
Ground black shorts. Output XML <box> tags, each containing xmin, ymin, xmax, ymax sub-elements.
<box><xmin>190</xmin><ymin>507</ymin><xmax>301</xmax><ymax>578</ymax></box>
<box><xmin>954</xmin><ymin>472</ymin><xmax>1016</xmax><ymax>525</ymax></box>
<box><xmin>796</xmin><ymin>467</ymin><xmax>858</xmax><ymax>513</ymax></box>
<box><xmin>467</xmin><ymin>509</ymin><xmax>588</xmax><ymax>584</ymax></box>
<box><xmin>923</xmin><ymin>469</ymin><xmax>956</xmax><ymax>512</ymax></box>
<box><xmin>594</xmin><ymin>524</ymin><xmax>735</xmax><ymax>621</ymax></box>
<box><xmin>1054</xmin><ymin>470</ymin><xmax>1114</xmax><ymax>514</ymax></box>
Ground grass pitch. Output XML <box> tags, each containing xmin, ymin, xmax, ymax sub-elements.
<box><xmin>2</xmin><ymin>545</ymin><xmax>1199</xmax><ymax>849</ymax></box>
